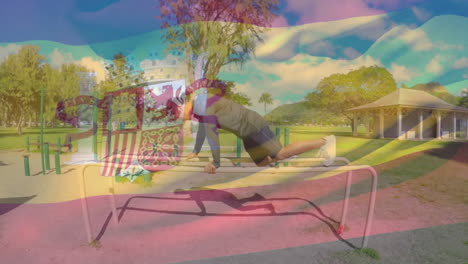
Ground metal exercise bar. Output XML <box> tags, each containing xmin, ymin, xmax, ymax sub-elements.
<box><xmin>78</xmin><ymin>160</ymin><xmax>377</xmax><ymax>248</ymax></box>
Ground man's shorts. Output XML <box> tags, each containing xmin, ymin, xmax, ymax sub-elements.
<box><xmin>243</xmin><ymin>126</ymin><xmax>282</xmax><ymax>165</ymax></box>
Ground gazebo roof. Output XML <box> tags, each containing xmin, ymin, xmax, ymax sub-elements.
<box><xmin>349</xmin><ymin>88</ymin><xmax>468</xmax><ymax>113</ymax></box>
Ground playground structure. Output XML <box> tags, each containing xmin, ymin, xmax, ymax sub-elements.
<box><xmin>52</xmin><ymin>79</ymin><xmax>378</xmax><ymax>248</ymax></box>
<box><xmin>23</xmin><ymin>87</ymin><xmax>73</xmax><ymax>176</ymax></box>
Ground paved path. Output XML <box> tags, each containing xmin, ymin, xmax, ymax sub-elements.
<box><xmin>0</xmin><ymin>143</ymin><xmax>467</xmax><ymax>264</ymax></box>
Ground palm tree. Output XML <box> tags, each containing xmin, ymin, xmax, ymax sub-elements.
<box><xmin>258</xmin><ymin>93</ymin><xmax>273</xmax><ymax>114</ymax></box>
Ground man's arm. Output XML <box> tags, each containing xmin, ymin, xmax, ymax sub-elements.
<box><xmin>204</xmin><ymin>121</ymin><xmax>221</xmax><ymax>170</ymax></box>
<box><xmin>193</xmin><ymin>122</ymin><xmax>206</xmax><ymax>154</ymax></box>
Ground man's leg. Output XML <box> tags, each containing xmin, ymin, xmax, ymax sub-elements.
<box><xmin>256</xmin><ymin>139</ymin><xmax>325</xmax><ymax>166</ymax></box>
<box><xmin>258</xmin><ymin>136</ymin><xmax>336</xmax><ymax>166</ymax></box>
<box><xmin>275</xmin><ymin>139</ymin><xmax>326</xmax><ymax>160</ymax></box>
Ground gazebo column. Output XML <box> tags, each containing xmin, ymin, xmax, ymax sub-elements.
<box><xmin>419</xmin><ymin>110</ymin><xmax>423</xmax><ymax>140</ymax></box>
<box><xmin>352</xmin><ymin>113</ymin><xmax>358</xmax><ymax>137</ymax></box>
<box><xmin>453</xmin><ymin>112</ymin><xmax>457</xmax><ymax>139</ymax></box>
<box><xmin>466</xmin><ymin>114</ymin><xmax>468</xmax><ymax>140</ymax></box>
<box><xmin>436</xmin><ymin>111</ymin><xmax>441</xmax><ymax>139</ymax></box>
<box><xmin>379</xmin><ymin>109</ymin><xmax>384</xmax><ymax>138</ymax></box>
<box><xmin>397</xmin><ymin>107</ymin><xmax>402</xmax><ymax>140</ymax></box>
<box><xmin>366</xmin><ymin>113</ymin><xmax>371</xmax><ymax>137</ymax></box>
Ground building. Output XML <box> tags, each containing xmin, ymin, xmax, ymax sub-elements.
<box><xmin>140</xmin><ymin>55</ymin><xmax>187</xmax><ymax>82</ymax></box>
<box><xmin>348</xmin><ymin>88</ymin><xmax>468</xmax><ymax>140</ymax></box>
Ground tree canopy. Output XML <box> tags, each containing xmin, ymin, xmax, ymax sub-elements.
<box><xmin>258</xmin><ymin>92</ymin><xmax>273</xmax><ymax>113</ymax></box>
<box><xmin>458</xmin><ymin>88</ymin><xmax>468</xmax><ymax>108</ymax></box>
<box><xmin>224</xmin><ymin>81</ymin><xmax>252</xmax><ymax>106</ymax></box>
<box><xmin>0</xmin><ymin>45</ymin><xmax>95</xmax><ymax>134</ymax></box>
<box><xmin>98</xmin><ymin>52</ymin><xmax>145</xmax><ymax>96</ymax></box>
<box><xmin>159</xmin><ymin>0</ymin><xmax>279</xmax><ymax>83</ymax></box>
<box><xmin>305</xmin><ymin>65</ymin><xmax>397</xmax><ymax>123</ymax></box>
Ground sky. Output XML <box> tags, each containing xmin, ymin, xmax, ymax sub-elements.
<box><xmin>1</xmin><ymin>0</ymin><xmax>467</xmax><ymax>112</ymax></box>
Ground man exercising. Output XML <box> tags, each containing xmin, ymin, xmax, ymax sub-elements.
<box><xmin>185</xmin><ymin>87</ymin><xmax>336</xmax><ymax>174</ymax></box>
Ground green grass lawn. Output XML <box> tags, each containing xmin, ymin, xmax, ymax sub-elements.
<box><xmin>0</xmin><ymin>125</ymin><xmax>461</xmax><ymax>170</ymax></box>
<box><xmin>215</xmin><ymin>125</ymin><xmax>456</xmax><ymax>166</ymax></box>
<box><xmin>0</xmin><ymin>127</ymin><xmax>80</xmax><ymax>151</ymax></box>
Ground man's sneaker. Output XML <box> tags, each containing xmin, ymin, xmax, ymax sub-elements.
<box><xmin>319</xmin><ymin>135</ymin><xmax>336</xmax><ymax>166</ymax></box>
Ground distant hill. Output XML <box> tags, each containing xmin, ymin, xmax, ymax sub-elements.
<box><xmin>264</xmin><ymin>101</ymin><xmax>346</xmax><ymax>125</ymax></box>
<box><xmin>406</xmin><ymin>82</ymin><xmax>459</xmax><ymax>105</ymax></box>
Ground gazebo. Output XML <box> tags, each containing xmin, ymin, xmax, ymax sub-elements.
<box><xmin>349</xmin><ymin>88</ymin><xmax>468</xmax><ymax>140</ymax></box>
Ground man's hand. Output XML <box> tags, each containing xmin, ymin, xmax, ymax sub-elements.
<box><xmin>257</xmin><ymin>156</ymin><xmax>273</xmax><ymax>167</ymax></box>
<box><xmin>186</xmin><ymin>153</ymin><xmax>198</xmax><ymax>160</ymax></box>
<box><xmin>204</xmin><ymin>163</ymin><xmax>217</xmax><ymax>174</ymax></box>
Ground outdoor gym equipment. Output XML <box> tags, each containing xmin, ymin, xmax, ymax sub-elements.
<box><xmin>57</xmin><ymin>79</ymin><xmax>377</xmax><ymax>248</ymax></box>
<box><xmin>78</xmin><ymin>157</ymin><xmax>378</xmax><ymax>248</ymax></box>
<box><xmin>26</xmin><ymin>135</ymin><xmax>72</xmax><ymax>153</ymax></box>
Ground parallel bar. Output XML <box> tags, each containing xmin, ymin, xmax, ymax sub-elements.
<box><xmin>26</xmin><ymin>136</ymin><xmax>30</xmax><ymax>152</ymax></box>
<box><xmin>39</xmin><ymin>87</ymin><xmax>45</xmax><ymax>175</ymax></box>
<box><xmin>275</xmin><ymin>127</ymin><xmax>280</xmax><ymax>167</ymax></box>
<box><xmin>379</xmin><ymin>109</ymin><xmax>384</xmax><ymax>138</ymax></box>
<box><xmin>108</xmin><ymin>176</ymin><xmax>119</xmax><ymax>225</ymax></box>
<box><xmin>177</xmin><ymin>157</ymin><xmax>351</xmax><ymax>167</ymax></box>
<box><xmin>92</xmin><ymin>91</ymin><xmax>99</xmax><ymax>160</ymax></box>
<box><xmin>362</xmin><ymin>166</ymin><xmax>378</xmax><ymax>248</ymax></box>
<box><xmin>23</xmin><ymin>155</ymin><xmax>30</xmax><ymax>176</ymax></box>
<box><xmin>68</xmin><ymin>135</ymin><xmax>72</xmax><ymax>152</ymax></box>
<box><xmin>236</xmin><ymin>137</ymin><xmax>241</xmax><ymax>166</ymax></box>
<box><xmin>57</xmin><ymin>137</ymin><xmax>62</xmax><ymax>152</ymax></box>
<box><xmin>419</xmin><ymin>111</ymin><xmax>424</xmax><ymax>140</ymax></box>
<box><xmin>338</xmin><ymin>170</ymin><xmax>352</xmax><ymax>235</ymax></box>
<box><xmin>44</xmin><ymin>143</ymin><xmax>50</xmax><ymax>170</ymax></box>
<box><xmin>79</xmin><ymin>164</ymin><xmax>94</xmax><ymax>244</ymax></box>
<box><xmin>78</xmin><ymin>159</ymin><xmax>377</xmax><ymax>248</ymax></box>
<box><xmin>107</xmin><ymin>95</ymin><xmax>114</xmax><ymax>156</ymax></box>
<box><xmin>95</xmin><ymin>155</ymin><xmax>351</xmax><ymax>167</ymax></box>
<box><xmin>158</xmin><ymin>164</ymin><xmax>371</xmax><ymax>174</ymax></box>
<box><xmin>284</xmin><ymin>127</ymin><xmax>289</xmax><ymax>167</ymax></box>
<box><xmin>54</xmin><ymin>151</ymin><xmax>61</xmax><ymax>175</ymax></box>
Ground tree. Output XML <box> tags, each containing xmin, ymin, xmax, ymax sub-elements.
<box><xmin>224</xmin><ymin>81</ymin><xmax>252</xmax><ymax>106</ymax></box>
<box><xmin>0</xmin><ymin>45</ymin><xmax>44</xmax><ymax>134</ymax></box>
<box><xmin>98</xmin><ymin>52</ymin><xmax>145</xmax><ymax>96</ymax></box>
<box><xmin>43</xmin><ymin>63</ymin><xmax>92</xmax><ymax>127</ymax></box>
<box><xmin>258</xmin><ymin>92</ymin><xmax>273</xmax><ymax>113</ymax></box>
<box><xmin>458</xmin><ymin>88</ymin><xmax>468</xmax><ymax>108</ymax></box>
<box><xmin>159</xmin><ymin>0</ymin><xmax>279</xmax><ymax>83</ymax></box>
<box><xmin>305</xmin><ymin>65</ymin><xmax>397</xmax><ymax>129</ymax></box>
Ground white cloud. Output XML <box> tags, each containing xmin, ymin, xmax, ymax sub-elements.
<box><xmin>229</xmin><ymin>54</ymin><xmax>382</xmax><ymax>112</ymax></box>
<box><xmin>390</xmin><ymin>63</ymin><xmax>417</xmax><ymax>83</ymax></box>
<box><xmin>398</xmin><ymin>27</ymin><xmax>434</xmax><ymax>51</ymax></box>
<box><xmin>271</xmin><ymin>15</ymin><xmax>288</xmax><ymax>27</ymax></box>
<box><xmin>78</xmin><ymin>57</ymin><xmax>107</xmax><ymax>83</ymax></box>
<box><xmin>426</xmin><ymin>56</ymin><xmax>443</xmax><ymax>75</ymax></box>
<box><xmin>376</xmin><ymin>25</ymin><xmax>434</xmax><ymax>52</ymax></box>
<box><xmin>49</xmin><ymin>48</ymin><xmax>74</xmax><ymax>68</ymax></box>
<box><xmin>47</xmin><ymin>48</ymin><xmax>107</xmax><ymax>82</ymax></box>
<box><xmin>254</xmin><ymin>55</ymin><xmax>381</xmax><ymax>91</ymax></box>
<box><xmin>438</xmin><ymin>43</ymin><xmax>464</xmax><ymax>51</ymax></box>
<box><xmin>256</xmin><ymin>13</ymin><xmax>387</xmax><ymax>59</ymax></box>
<box><xmin>343</xmin><ymin>47</ymin><xmax>361</xmax><ymax>59</ymax></box>
<box><xmin>411</xmin><ymin>6</ymin><xmax>431</xmax><ymax>21</ymax></box>
<box><xmin>302</xmin><ymin>40</ymin><xmax>336</xmax><ymax>57</ymax></box>
<box><xmin>453</xmin><ymin>57</ymin><xmax>468</xmax><ymax>69</ymax></box>
<box><xmin>0</xmin><ymin>44</ymin><xmax>22</xmax><ymax>63</ymax></box>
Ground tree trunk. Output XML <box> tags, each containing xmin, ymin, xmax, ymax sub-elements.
<box><xmin>17</xmin><ymin>117</ymin><xmax>23</xmax><ymax>135</ymax></box>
